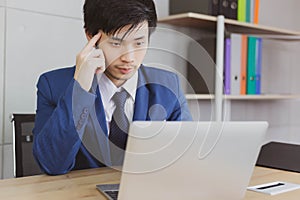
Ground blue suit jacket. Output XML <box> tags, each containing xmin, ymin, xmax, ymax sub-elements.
<box><xmin>33</xmin><ymin>65</ymin><xmax>192</xmax><ymax>175</ymax></box>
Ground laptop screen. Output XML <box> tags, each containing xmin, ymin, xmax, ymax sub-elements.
<box><xmin>98</xmin><ymin>121</ymin><xmax>268</xmax><ymax>200</ymax></box>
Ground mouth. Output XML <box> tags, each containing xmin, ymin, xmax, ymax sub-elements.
<box><xmin>116</xmin><ymin>66</ymin><xmax>134</xmax><ymax>74</ymax></box>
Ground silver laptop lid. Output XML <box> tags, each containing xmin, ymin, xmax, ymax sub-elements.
<box><xmin>118</xmin><ymin>121</ymin><xmax>268</xmax><ymax>200</ymax></box>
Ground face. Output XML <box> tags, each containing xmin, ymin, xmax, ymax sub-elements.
<box><xmin>97</xmin><ymin>21</ymin><xmax>149</xmax><ymax>87</ymax></box>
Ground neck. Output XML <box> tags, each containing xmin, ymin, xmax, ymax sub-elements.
<box><xmin>104</xmin><ymin>71</ymin><xmax>126</xmax><ymax>88</ymax></box>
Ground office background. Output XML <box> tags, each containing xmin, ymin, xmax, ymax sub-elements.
<box><xmin>0</xmin><ymin>0</ymin><xmax>299</xmax><ymax>179</ymax></box>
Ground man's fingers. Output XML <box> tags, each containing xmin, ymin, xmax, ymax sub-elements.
<box><xmin>74</xmin><ymin>32</ymin><xmax>105</xmax><ymax>91</ymax></box>
<box><xmin>85</xmin><ymin>57</ymin><xmax>105</xmax><ymax>70</ymax></box>
<box><xmin>80</xmin><ymin>47</ymin><xmax>104</xmax><ymax>66</ymax></box>
<box><xmin>89</xmin><ymin>48</ymin><xmax>104</xmax><ymax>58</ymax></box>
<box><xmin>82</xmin><ymin>32</ymin><xmax>102</xmax><ymax>53</ymax></box>
<box><xmin>95</xmin><ymin>66</ymin><xmax>105</xmax><ymax>74</ymax></box>
<box><xmin>89</xmin><ymin>32</ymin><xmax>102</xmax><ymax>48</ymax></box>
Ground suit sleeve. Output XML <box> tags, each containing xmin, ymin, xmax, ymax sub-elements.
<box><xmin>170</xmin><ymin>74</ymin><xmax>193</xmax><ymax>121</ymax></box>
<box><xmin>33</xmin><ymin>74</ymin><xmax>96</xmax><ymax>175</ymax></box>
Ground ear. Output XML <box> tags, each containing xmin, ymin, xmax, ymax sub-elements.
<box><xmin>85</xmin><ymin>30</ymin><xmax>93</xmax><ymax>41</ymax></box>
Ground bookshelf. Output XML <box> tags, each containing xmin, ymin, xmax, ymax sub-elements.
<box><xmin>159</xmin><ymin>12</ymin><xmax>300</xmax><ymax>36</ymax></box>
<box><xmin>159</xmin><ymin>12</ymin><xmax>300</xmax><ymax>120</ymax></box>
<box><xmin>185</xmin><ymin>94</ymin><xmax>300</xmax><ymax>100</ymax></box>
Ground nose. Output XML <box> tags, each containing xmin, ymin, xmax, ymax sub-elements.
<box><xmin>120</xmin><ymin>47</ymin><xmax>135</xmax><ymax>63</ymax></box>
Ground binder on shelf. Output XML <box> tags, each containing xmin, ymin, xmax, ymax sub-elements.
<box><xmin>237</xmin><ymin>0</ymin><xmax>246</xmax><ymax>22</ymax></box>
<box><xmin>253</xmin><ymin>0</ymin><xmax>260</xmax><ymax>24</ymax></box>
<box><xmin>250</xmin><ymin>0</ymin><xmax>255</xmax><ymax>23</ymax></box>
<box><xmin>246</xmin><ymin>0</ymin><xmax>251</xmax><ymax>22</ymax></box>
<box><xmin>228</xmin><ymin>0</ymin><xmax>238</xmax><ymax>19</ymax></box>
<box><xmin>218</xmin><ymin>0</ymin><xmax>226</xmax><ymax>16</ymax></box>
<box><xmin>230</xmin><ymin>34</ymin><xmax>242</xmax><ymax>95</ymax></box>
<box><xmin>255</xmin><ymin>38</ymin><xmax>262</xmax><ymax>94</ymax></box>
<box><xmin>215</xmin><ymin>0</ymin><xmax>238</xmax><ymax>19</ymax></box>
<box><xmin>247</xmin><ymin>36</ymin><xmax>257</xmax><ymax>94</ymax></box>
<box><xmin>240</xmin><ymin>35</ymin><xmax>248</xmax><ymax>94</ymax></box>
<box><xmin>211</xmin><ymin>0</ymin><xmax>220</xmax><ymax>16</ymax></box>
<box><xmin>169</xmin><ymin>0</ymin><xmax>212</xmax><ymax>15</ymax></box>
<box><xmin>224</xmin><ymin>37</ymin><xmax>231</xmax><ymax>94</ymax></box>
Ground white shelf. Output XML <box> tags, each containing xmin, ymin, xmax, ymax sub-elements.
<box><xmin>185</xmin><ymin>94</ymin><xmax>300</xmax><ymax>100</ymax></box>
<box><xmin>159</xmin><ymin>12</ymin><xmax>300</xmax><ymax>36</ymax></box>
<box><xmin>226</xmin><ymin>94</ymin><xmax>300</xmax><ymax>100</ymax></box>
<box><xmin>185</xmin><ymin>94</ymin><xmax>214</xmax><ymax>100</ymax></box>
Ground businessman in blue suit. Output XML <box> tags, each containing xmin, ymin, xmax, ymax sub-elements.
<box><xmin>33</xmin><ymin>0</ymin><xmax>192</xmax><ymax>175</ymax></box>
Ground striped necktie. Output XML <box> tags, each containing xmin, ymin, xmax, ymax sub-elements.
<box><xmin>109</xmin><ymin>90</ymin><xmax>129</xmax><ymax>150</ymax></box>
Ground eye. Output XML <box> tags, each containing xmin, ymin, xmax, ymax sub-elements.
<box><xmin>136</xmin><ymin>41</ymin><xmax>145</xmax><ymax>46</ymax></box>
<box><xmin>110</xmin><ymin>42</ymin><xmax>121</xmax><ymax>47</ymax></box>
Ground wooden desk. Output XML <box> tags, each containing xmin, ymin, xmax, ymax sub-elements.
<box><xmin>0</xmin><ymin>167</ymin><xmax>299</xmax><ymax>200</ymax></box>
<box><xmin>245</xmin><ymin>167</ymin><xmax>300</xmax><ymax>200</ymax></box>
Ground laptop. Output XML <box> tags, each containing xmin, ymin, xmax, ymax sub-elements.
<box><xmin>97</xmin><ymin>121</ymin><xmax>268</xmax><ymax>200</ymax></box>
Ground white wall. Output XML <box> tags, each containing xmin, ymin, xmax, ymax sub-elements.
<box><xmin>0</xmin><ymin>0</ymin><xmax>5</xmax><ymax>6</ymax></box>
<box><xmin>153</xmin><ymin>0</ymin><xmax>169</xmax><ymax>19</ymax></box>
<box><xmin>0</xmin><ymin>146</ymin><xmax>2</xmax><ymax>179</ymax></box>
<box><xmin>6</xmin><ymin>0</ymin><xmax>84</xmax><ymax>18</ymax></box>
<box><xmin>260</xmin><ymin>0</ymin><xmax>299</xmax><ymax>30</ymax></box>
<box><xmin>4</xmin><ymin>8</ymin><xmax>85</xmax><ymax>144</ymax></box>
<box><xmin>0</xmin><ymin>5</ymin><xmax>4</xmax><ymax>179</ymax></box>
<box><xmin>2</xmin><ymin>144</ymin><xmax>12</xmax><ymax>179</ymax></box>
<box><xmin>1</xmin><ymin>0</ymin><xmax>85</xmax><ymax>179</ymax></box>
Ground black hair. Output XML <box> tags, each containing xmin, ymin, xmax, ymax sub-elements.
<box><xmin>83</xmin><ymin>0</ymin><xmax>157</xmax><ymax>37</ymax></box>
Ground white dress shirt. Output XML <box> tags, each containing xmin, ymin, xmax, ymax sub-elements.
<box><xmin>97</xmin><ymin>72</ymin><xmax>138</xmax><ymax>134</ymax></box>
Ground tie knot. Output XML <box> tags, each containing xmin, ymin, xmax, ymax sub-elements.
<box><xmin>112</xmin><ymin>90</ymin><xmax>128</xmax><ymax>108</ymax></box>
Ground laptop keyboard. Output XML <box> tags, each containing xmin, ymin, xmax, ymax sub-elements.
<box><xmin>105</xmin><ymin>190</ymin><xmax>119</xmax><ymax>200</ymax></box>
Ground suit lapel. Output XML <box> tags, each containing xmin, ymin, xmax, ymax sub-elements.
<box><xmin>133</xmin><ymin>68</ymin><xmax>150</xmax><ymax>121</ymax></box>
<box><xmin>95</xmin><ymin>85</ymin><xmax>108</xmax><ymax>135</ymax></box>
<box><xmin>90</xmin><ymin>80</ymin><xmax>112</xmax><ymax>165</ymax></box>
<box><xmin>133</xmin><ymin>86</ymin><xmax>149</xmax><ymax>121</ymax></box>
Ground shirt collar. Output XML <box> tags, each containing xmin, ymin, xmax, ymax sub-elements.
<box><xmin>97</xmin><ymin>71</ymin><xmax>138</xmax><ymax>102</ymax></box>
<box><xmin>122</xmin><ymin>71</ymin><xmax>138</xmax><ymax>101</ymax></box>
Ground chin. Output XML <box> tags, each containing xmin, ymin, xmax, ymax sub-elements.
<box><xmin>119</xmin><ymin>74</ymin><xmax>133</xmax><ymax>81</ymax></box>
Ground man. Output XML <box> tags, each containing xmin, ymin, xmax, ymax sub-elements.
<box><xmin>33</xmin><ymin>0</ymin><xmax>192</xmax><ymax>175</ymax></box>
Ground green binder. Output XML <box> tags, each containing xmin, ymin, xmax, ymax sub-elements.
<box><xmin>247</xmin><ymin>36</ymin><xmax>257</xmax><ymax>94</ymax></box>
<box><xmin>246</xmin><ymin>0</ymin><xmax>251</xmax><ymax>22</ymax></box>
<box><xmin>238</xmin><ymin>0</ymin><xmax>246</xmax><ymax>22</ymax></box>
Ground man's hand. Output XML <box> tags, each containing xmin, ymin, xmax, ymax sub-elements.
<box><xmin>74</xmin><ymin>32</ymin><xmax>105</xmax><ymax>91</ymax></box>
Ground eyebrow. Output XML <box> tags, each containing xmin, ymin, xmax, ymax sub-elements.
<box><xmin>134</xmin><ymin>36</ymin><xmax>146</xmax><ymax>40</ymax></box>
<box><xmin>110</xmin><ymin>35</ymin><xmax>146</xmax><ymax>42</ymax></box>
<box><xmin>110</xmin><ymin>36</ymin><xmax>123</xmax><ymax>42</ymax></box>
